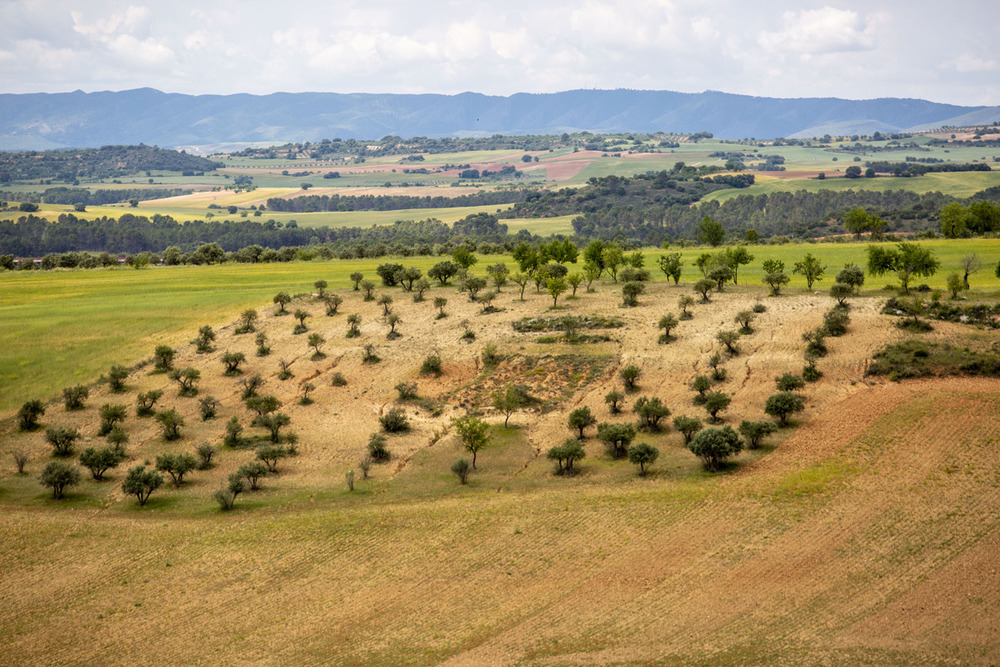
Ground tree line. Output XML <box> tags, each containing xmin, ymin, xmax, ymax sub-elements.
<box><xmin>0</xmin><ymin>145</ymin><xmax>219</xmax><ymax>183</ymax></box>
<box><xmin>265</xmin><ymin>189</ymin><xmax>529</xmax><ymax>213</ymax></box>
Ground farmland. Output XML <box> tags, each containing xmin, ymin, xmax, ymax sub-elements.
<box><xmin>2</xmin><ymin>245</ymin><xmax>1000</xmax><ymax>663</ymax></box>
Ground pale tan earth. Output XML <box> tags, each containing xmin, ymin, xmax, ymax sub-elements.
<box><xmin>3</xmin><ymin>276</ymin><xmax>1000</xmax><ymax>665</ymax></box>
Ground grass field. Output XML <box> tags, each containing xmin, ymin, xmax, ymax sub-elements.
<box><xmin>3</xmin><ymin>238</ymin><xmax>1000</xmax><ymax>415</ymax></box>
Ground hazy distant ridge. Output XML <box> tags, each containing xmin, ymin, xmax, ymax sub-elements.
<box><xmin>1</xmin><ymin>88</ymin><xmax>997</xmax><ymax>150</ymax></box>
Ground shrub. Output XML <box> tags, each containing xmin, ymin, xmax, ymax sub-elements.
<box><xmin>362</xmin><ymin>344</ymin><xmax>380</xmax><ymax>364</ymax></box>
<box><xmin>451</xmin><ymin>457</ymin><xmax>471</xmax><ymax>484</ymax></box>
<box><xmin>716</xmin><ymin>330</ymin><xmax>740</xmax><ymax>356</ymax></box>
<box><xmin>223</xmin><ymin>416</ymin><xmax>245</xmax><ymax>448</ymax></box>
<box><xmin>688</xmin><ymin>425</ymin><xmax>743</xmax><ymax>471</ymax></box>
<box><xmin>803</xmin><ymin>329</ymin><xmax>828</xmax><ymax>357</ymax></box>
<box><xmin>380</xmin><ymin>407</ymin><xmax>410</xmax><ymax>433</ymax></box>
<box><xmin>193</xmin><ymin>325</ymin><xmax>216</xmax><ymax>353</ymax></box>
<box><xmin>278</xmin><ymin>359</ymin><xmax>294</xmax><ymax>379</ymax></box>
<box><xmin>199</xmin><ymin>396</ymin><xmax>220</xmax><ymax>421</ymax></box>
<box><xmin>107</xmin><ymin>365</ymin><xmax>129</xmax><ymax>393</ymax></box>
<box><xmin>153</xmin><ymin>345</ymin><xmax>175</xmax><ymax>371</ymax></box>
<box><xmin>256</xmin><ymin>332</ymin><xmax>271</xmax><ymax>356</ymax></box>
<box><xmin>628</xmin><ymin>442</ymin><xmax>659</xmax><ymax>475</ymax></box>
<box><xmin>658</xmin><ymin>313</ymin><xmax>679</xmax><ymax>343</ymax></box>
<box><xmin>739</xmin><ymin>420</ymin><xmax>778</xmax><ymax>449</ymax></box>
<box><xmin>395</xmin><ymin>381</ymin><xmax>418</xmax><ymax>400</ymax></box>
<box><xmin>63</xmin><ymin>385</ymin><xmax>89</xmax><ymax>411</ymax></box>
<box><xmin>735</xmin><ymin>310</ymin><xmax>755</xmax><ymax>335</ymax></box>
<box><xmin>215</xmin><ymin>473</ymin><xmax>245</xmax><ymax>510</ymax></box>
<box><xmin>621</xmin><ymin>281</ymin><xmax>645</xmax><ymax>307</ymax></box>
<box><xmin>765</xmin><ymin>391</ymin><xmax>805</xmax><ymax>426</ymax></box>
<box><xmin>331</xmin><ymin>372</ymin><xmax>348</xmax><ymax>387</ymax></box>
<box><xmin>420</xmin><ymin>353</ymin><xmax>443</xmax><ymax>376</ymax></box>
<box><xmin>13</xmin><ymin>451</ymin><xmax>29</xmax><ymax>474</ymax></box>
<box><xmin>597</xmin><ymin>422</ymin><xmax>637</xmax><ymax>459</ymax></box>
<box><xmin>368</xmin><ymin>433</ymin><xmax>391</xmax><ymax>462</ymax></box>
<box><xmin>196</xmin><ymin>443</ymin><xmax>215</xmax><ymax>469</ymax></box>
<box><xmin>18</xmin><ymin>399</ymin><xmax>45</xmax><ymax>431</ymax></box>
<box><xmin>620</xmin><ymin>364</ymin><xmax>641</xmax><ymax>391</ymax></box>
<box><xmin>46</xmin><ymin>426</ymin><xmax>81</xmax><ymax>457</ymax></box>
<box><xmin>823</xmin><ymin>308</ymin><xmax>850</xmax><ymax>336</ymax></box>
<box><xmin>121</xmin><ymin>466</ymin><xmax>164</xmax><ymax>505</ymax></box>
<box><xmin>481</xmin><ymin>343</ymin><xmax>501</xmax><ymax>366</ymax></box>
<box><xmin>548</xmin><ymin>438</ymin><xmax>586</xmax><ymax>475</ymax></box>
<box><xmin>40</xmin><ymin>461</ymin><xmax>80</xmax><ymax>499</ymax></box>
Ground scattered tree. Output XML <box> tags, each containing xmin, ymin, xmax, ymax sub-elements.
<box><xmin>40</xmin><ymin>461</ymin><xmax>80</xmax><ymax>499</ymax></box>
<box><xmin>691</xmin><ymin>375</ymin><xmax>711</xmax><ymax>403</ymax></box>
<box><xmin>620</xmin><ymin>364</ymin><xmax>641</xmax><ymax>391</ymax></box>
<box><xmin>634</xmin><ymin>396</ymin><xmax>670</xmax><ymax>431</ymax></box>
<box><xmin>13</xmin><ymin>451</ymin><xmax>29</xmax><ymax>474</ymax></box>
<box><xmin>154</xmin><ymin>345</ymin><xmax>175</xmax><ymax>371</ymax></box>
<box><xmin>256</xmin><ymin>445</ymin><xmax>288</xmax><ymax>473</ymax></box>
<box><xmin>658</xmin><ymin>253</ymin><xmax>683</xmax><ymax>284</ymax></box>
<box><xmin>169</xmin><ymin>367</ymin><xmax>201</xmax><ymax>397</ymax></box>
<box><xmin>688</xmin><ymin>425</ymin><xmax>743</xmax><ymax>471</ymax></box>
<box><xmin>252</xmin><ymin>412</ymin><xmax>291</xmax><ymax>442</ymax></box>
<box><xmin>194</xmin><ymin>325</ymin><xmax>216</xmax><ymax>353</ymax></box>
<box><xmin>18</xmin><ymin>399</ymin><xmax>45</xmax><ymax>431</ymax></box>
<box><xmin>380</xmin><ymin>407</ymin><xmax>410</xmax><ymax>433</ymax></box>
<box><xmin>703</xmin><ymin>391</ymin><xmax>731</xmax><ymax>422</ymax></box>
<box><xmin>765</xmin><ymin>391</ymin><xmax>806</xmax><ymax>426</ymax></box>
<box><xmin>196</xmin><ymin>443</ymin><xmax>215</xmax><ymax>469</ymax></box>
<box><xmin>46</xmin><ymin>426</ymin><xmax>80</xmax><ymax>457</ymax></box>
<box><xmin>836</xmin><ymin>264</ymin><xmax>866</xmax><ymax>293</ymax></box>
<box><xmin>421</xmin><ymin>352</ymin><xmax>443</xmax><ymax>376</ymax></box>
<box><xmin>739</xmin><ymin>420</ymin><xmax>778</xmax><ymax>449</ymax></box>
<box><xmin>735</xmin><ymin>310</ymin><xmax>755</xmax><ymax>335</ymax></box>
<box><xmin>548</xmin><ymin>438</ymin><xmax>586</xmax><ymax>475</ymax></box>
<box><xmin>256</xmin><ymin>332</ymin><xmax>271</xmax><ymax>356</ymax></box>
<box><xmin>368</xmin><ymin>433</ymin><xmax>390</xmax><ymax>462</ymax></box>
<box><xmin>346</xmin><ymin>313</ymin><xmax>362</xmax><ymax>337</ymax></box>
<box><xmin>350</xmin><ymin>271</ymin><xmax>364</xmax><ymax>290</ymax></box>
<box><xmin>222</xmin><ymin>350</ymin><xmax>246</xmax><ymax>376</ymax></box>
<box><xmin>716</xmin><ymin>330</ymin><xmax>740</xmax><ymax>356</ymax></box>
<box><xmin>413</xmin><ymin>278</ymin><xmax>431</xmax><ymax>302</ymax></box>
<box><xmin>597</xmin><ymin>422</ymin><xmax>637</xmax><ymax>459</ymax></box>
<box><xmin>793</xmin><ymin>253</ymin><xmax>826</xmax><ymax>290</ymax></box>
<box><xmin>98</xmin><ymin>403</ymin><xmax>128</xmax><ymax>436</ymax></box>
<box><xmin>775</xmin><ymin>373</ymin><xmax>805</xmax><ymax>392</ymax></box>
<box><xmin>621</xmin><ymin>281</ymin><xmax>645</xmax><ymax>307</ymax></box>
<box><xmin>946</xmin><ymin>272</ymin><xmax>967</xmax><ymax>299</ymax></box>
<box><xmin>694</xmin><ymin>278</ymin><xmax>714</xmax><ymax>302</ymax></box>
<box><xmin>830</xmin><ymin>282</ymin><xmax>853</xmax><ymax>306</ymax></box>
<box><xmin>360</xmin><ymin>280</ymin><xmax>377</xmax><ymax>301</ymax></box>
<box><xmin>763</xmin><ymin>259</ymin><xmax>789</xmax><ymax>296</ymax></box>
<box><xmin>156</xmin><ymin>409</ymin><xmax>185</xmax><ymax>440</ymax></box>
<box><xmin>107</xmin><ymin>365</ymin><xmax>129</xmax><ymax>393</ymax></box>
<box><xmin>135</xmin><ymin>389</ymin><xmax>162</xmax><ymax>417</ymax></box>
<box><xmin>237</xmin><ymin>309</ymin><xmax>258</xmax><ymax>333</ymax></box>
<box><xmin>673</xmin><ymin>415</ymin><xmax>703</xmax><ymax>444</ymax></box>
<box><xmin>628</xmin><ymin>442</ymin><xmax>660</xmax><ymax>475</ymax></box>
<box><xmin>605</xmin><ymin>389</ymin><xmax>625</xmax><ymax>414</ymax></box>
<box><xmin>121</xmin><ymin>465</ymin><xmax>163</xmax><ymax>506</ymax></box>
<box><xmin>63</xmin><ymin>385</ymin><xmax>89</xmax><ymax>411</ymax></box>
<box><xmin>314</xmin><ymin>279</ymin><xmax>328</xmax><ymax>298</ymax></box>
<box><xmin>155</xmin><ymin>452</ymin><xmax>197</xmax><ymax>486</ymax></box>
<box><xmin>568</xmin><ymin>406</ymin><xmax>597</xmax><ymax>438</ymax></box>
<box><xmin>223</xmin><ymin>417</ymin><xmax>246</xmax><ymax>448</ymax></box>
<box><xmin>960</xmin><ymin>254</ymin><xmax>981</xmax><ymax>289</ymax></box>
<box><xmin>454</xmin><ymin>416</ymin><xmax>489</xmax><ymax>469</ymax></box>
<box><xmin>79</xmin><ymin>446</ymin><xmax>123</xmax><ymax>480</ymax></box>
<box><xmin>698</xmin><ymin>215</ymin><xmax>725</xmax><ymax>246</ymax></box>
<box><xmin>492</xmin><ymin>385</ymin><xmax>526</xmax><ymax>427</ymax></box>
<box><xmin>240</xmin><ymin>374</ymin><xmax>264</xmax><ymax>400</ymax></box>
<box><xmin>678</xmin><ymin>294</ymin><xmax>695</xmax><ymax>320</ymax></box>
<box><xmin>867</xmin><ymin>243</ymin><xmax>940</xmax><ymax>294</ymax></box>
<box><xmin>308</xmin><ymin>332</ymin><xmax>326</xmax><ymax>358</ymax></box>
<box><xmin>273</xmin><ymin>291</ymin><xmax>292</xmax><ymax>314</ymax></box>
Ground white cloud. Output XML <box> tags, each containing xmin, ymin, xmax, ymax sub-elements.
<box><xmin>946</xmin><ymin>53</ymin><xmax>999</xmax><ymax>73</ymax></box>
<box><xmin>758</xmin><ymin>7</ymin><xmax>877</xmax><ymax>55</ymax></box>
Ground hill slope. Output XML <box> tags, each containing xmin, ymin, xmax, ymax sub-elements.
<box><xmin>0</xmin><ymin>88</ymin><xmax>992</xmax><ymax>149</ymax></box>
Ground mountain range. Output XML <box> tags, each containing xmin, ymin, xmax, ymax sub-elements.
<box><xmin>1</xmin><ymin>88</ymin><xmax>998</xmax><ymax>151</ymax></box>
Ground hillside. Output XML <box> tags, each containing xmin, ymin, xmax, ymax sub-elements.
<box><xmin>3</xmin><ymin>261</ymin><xmax>1000</xmax><ymax>664</ymax></box>
<box><xmin>1</xmin><ymin>88</ymin><xmax>996</xmax><ymax>150</ymax></box>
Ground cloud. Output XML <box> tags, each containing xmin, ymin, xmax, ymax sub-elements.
<box><xmin>946</xmin><ymin>53</ymin><xmax>999</xmax><ymax>73</ymax></box>
<box><xmin>757</xmin><ymin>7</ymin><xmax>878</xmax><ymax>56</ymax></box>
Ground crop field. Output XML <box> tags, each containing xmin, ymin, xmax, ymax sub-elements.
<box><xmin>3</xmin><ymin>243</ymin><xmax>1000</xmax><ymax>663</ymax></box>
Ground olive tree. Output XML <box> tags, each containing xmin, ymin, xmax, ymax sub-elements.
<box><xmin>628</xmin><ymin>442</ymin><xmax>659</xmax><ymax>475</ymax></box>
<box><xmin>673</xmin><ymin>415</ymin><xmax>703</xmax><ymax>444</ymax></box>
<box><xmin>547</xmin><ymin>438</ymin><xmax>586</xmax><ymax>475</ymax></box>
<box><xmin>156</xmin><ymin>452</ymin><xmax>197</xmax><ymax>486</ymax></box>
<box><xmin>765</xmin><ymin>391</ymin><xmax>805</xmax><ymax>426</ymax></box>
<box><xmin>156</xmin><ymin>409</ymin><xmax>185</xmax><ymax>440</ymax></box>
<box><xmin>634</xmin><ymin>396</ymin><xmax>670</xmax><ymax>431</ymax></box>
<box><xmin>121</xmin><ymin>465</ymin><xmax>164</xmax><ymax>506</ymax></box>
<box><xmin>688</xmin><ymin>425</ymin><xmax>743</xmax><ymax>471</ymax></box>
<box><xmin>46</xmin><ymin>426</ymin><xmax>81</xmax><ymax>457</ymax></box>
<box><xmin>41</xmin><ymin>461</ymin><xmax>80</xmax><ymax>499</ymax></box>
<box><xmin>597</xmin><ymin>422</ymin><xmax>637</xmax><ymax>459</ymax></box>
<box><xmin>567</xmin><ymin>406</ymin><xmax>597</xmax><ymax>438</ymax></box>
<box><xmin>18</xmin><ymin>399</ymin><xmax>45</xmax><ymax>431</ymax></box>
<box><xmin>739</xmin><ymin>420</ymin><xmax>778</xmax><ymax>449</ymax></box>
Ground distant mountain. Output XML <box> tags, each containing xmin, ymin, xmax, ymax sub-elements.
<box><xmin>0</xmin><ymin>88</ymin><xmax>996</xmax><ymax>150</ymax></box>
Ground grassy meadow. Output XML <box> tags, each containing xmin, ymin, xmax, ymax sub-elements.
<box><xmin>3</xmin><ymin>238</ymin><xmax>1000</xmax><ymax>416</ymax></box>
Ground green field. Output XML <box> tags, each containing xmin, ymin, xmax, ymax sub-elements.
<box><xmin>3</xmin><ymin>238</ymin><xmax>999</xmax><ymax>415</ymax></box>
<box><xmin>703</xmin><ymin>171</ymin><xmax>1000</xmax><ymax>203</ymax></box>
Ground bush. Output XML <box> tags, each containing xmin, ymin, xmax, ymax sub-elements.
<box><xmin>40</xmin><ymin>461</ymin><xmax>80</xmax><ymax>499</ymax></box>
<box><xmin>156</xmin><ymin>409</ymin><xmax>185</xmax><ymax>440</ymax></box>
<box><xmin>46</xmin><ymin>426</ymin><xmax>80</xmax><ymax>457</ymax></box>
<box><xmin>199</xmin><ymin>396</ymin><xmax>220</xmax><ymax>421</ymax></box>
<box><xmin>481</xmin><ymin>343</ymin><xmax>501</xmax><ymax>366</ymax></box>
<box><xmin>153</xmin><ymin>345</ymin><xmax>175</xmax><ymax>371</ymax></box>
<box><xmin>18</xmin><ymin>399</ymin><xmax>45</xmax><ymax>431</ymax></box>
<box><xmin>331</xmin><ymin>372</ymin><xmax>348</xmax><ymax>387</ymax></box>
<box><xmin>380</xmin><ymin>407</ymin><xmax>410</xmax><ymax>433</ymax></box>
<box><xmin>451</xmin><ymin>457</ymin><xmax>471</xmax><ymax>484</ymax></box>
<box><xmin>63</xmin><ymin>385</ymin><xmax>89</xmax><ymax>411</ymax></box>
<box><xmin>395</xmin><ymin>381</ymin><xmax>418</xmax><ymax>400</ymax></box>
<box><xmin>196</xmin><ymin>443</ymin><xmax>215</xmax><ymax>469</ymax></box>
<box><xmin>620</xmin><ymin>364</ymin><xmax>641</xmax><ymax>391</ymax></box>
<box><xmin>420</xmin><ymin>353</ymin><xmax>443</xmax><ymax>376</ymax></box>
<box><xmin>368</xmin><ymin>433</ymin><xmax>391</xmax><ymax>462</ymax></box>
<box><xmin>688</xmin><ymin>425</ymin><xmax>742</xmax><ymax>471</ymax></box>
<box><xmin>627</xmin><ymin>442</ymin><xmax>659</xmax><ymax>475</ymax></box>
<box><xmin>823</xmin><ymin>308</ymin><xmax>850</xmax><ymax>336</ymax></box>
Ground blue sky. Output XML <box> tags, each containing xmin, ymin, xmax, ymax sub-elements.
<box><xmin>2</xmin><ymin>1</ymin><xmax>997</xmax><ymax>106</ymax></box>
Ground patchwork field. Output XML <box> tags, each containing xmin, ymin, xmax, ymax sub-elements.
<box><xmin>2</xmin><ymin>258</ymin><xmax>1000</xmax><ymax>664</ymax></box>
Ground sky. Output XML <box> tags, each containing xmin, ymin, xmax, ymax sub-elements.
<box><xmin>1</xmin><ymin>0</ymin><xmax>998</xmax><ymax>107</ymax></box>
